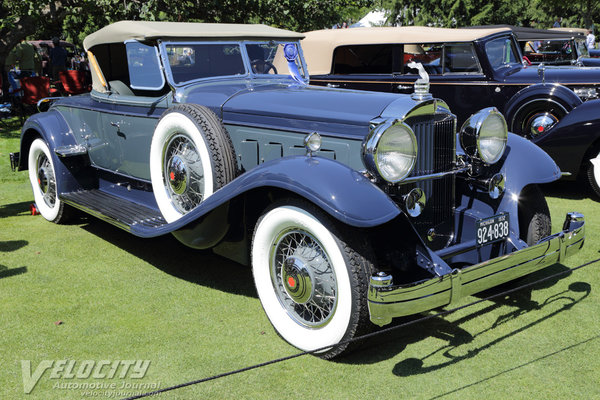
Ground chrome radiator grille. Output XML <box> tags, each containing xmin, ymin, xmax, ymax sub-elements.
<box><xmin>398</xmin><ymin>113</ymin><xmax>456</xmax><ymax>235</ymax></box>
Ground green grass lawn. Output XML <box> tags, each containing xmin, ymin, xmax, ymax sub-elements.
<box><xmin>1</xmin><ymin>116</ymin><xmax>599</xmax><ymax>399</ymax></box>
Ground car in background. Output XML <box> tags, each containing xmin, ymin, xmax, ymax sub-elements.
<box><xmin>29</xmin><ymin>40</ymin><xmax>78</xmax><ymax>76</ymax></box>
<box><xmin>302</xmin><ymin>26</ymin><xmax>600</xmax><ymax>197</ymax></box>
<box><xmin>473</xmin><ymin>25</ymin><xmax>600</xmax><ymax>66</ymax></box>
<box><xmin>10</xmin><ymin>21</ymin><xmax>585</xmax><ymax>358</ymax></box>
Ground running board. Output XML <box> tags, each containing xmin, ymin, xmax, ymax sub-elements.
<box><xmin>61</xmin><ymin>190</ymin><xmax>167</xmax><ymax>232</ymax></box>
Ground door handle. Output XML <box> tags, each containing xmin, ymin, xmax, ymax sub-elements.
<box><xmin>327</xmin><ymin>83</ymin><xmax>340</xmax><ymax>88</ymax></box>
<box><xmin>397</xmin><ymin>84</ymin><xmax>413</xmax><ymax>90</ymax></box>
<box><xmin>110</xmin><ymin>121</ymin><xmax>120</xmax><ymax>130</ymax></box>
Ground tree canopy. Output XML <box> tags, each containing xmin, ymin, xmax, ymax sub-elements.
<box><xmin>1</xmin><ymin>0</ymin><xmax>597</xmax><ymax>74</ymax></box>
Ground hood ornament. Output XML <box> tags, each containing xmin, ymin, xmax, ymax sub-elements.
<box><xmin>537</xmin><ymin>63</ymin><xmax>546</xmax><ymax>84</ymax></box>
<box><xmin>407</xmin><ymin>61</ymin><xmax>433</xmax><ymax>101</ymax></box>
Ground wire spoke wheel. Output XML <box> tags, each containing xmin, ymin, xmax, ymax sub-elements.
<box><xmin>163</xmin><ymin>134</ymin><xmax>205</xmax><ymax>213</ymax></box>
<box><xmin>36</xmin><ymin>152</ymin><xmax>57</xmax><ymax>208</ymax></box>
<box><xmin>27</xmin><ymin>138</ymin><xmax>72</xmax><ymax>223</ymax></box>
<box><xmin>150</xmin><ymin>104</ymin><xmax>237</xmax><ymax>223</ymax></box>
<box><xmin>252</xmin><ymin>201</ymin><xmax>375</xmax><ymax>358</ymax></box>
<box><xmin>271</xmin><ymin>229</ymin><xmax>337</xmax><ymax>328</ymax></box>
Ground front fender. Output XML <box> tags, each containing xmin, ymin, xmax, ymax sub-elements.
<box><xmin>532</xmin><ymin>99</ymin><xmax>600</xmax><ymax>176</ymax></box>
<box><xmin>139</xmin><ymin>156</ymin><xmax>401</xmax><ymax>237</ymax></box>
<box><xmin>495</xmin><ymin>133</ymin><xmax>560</xmax><ymax>235</ymax></box>
<box><xmin>501</xmin><ymin>133</ymin><xmax>561</xmax><ymax>191</ymax></box>
<box><xmin>504</xmin><ymin>83</ymin><xmax>582</xmax><ymax>130</ymax></box>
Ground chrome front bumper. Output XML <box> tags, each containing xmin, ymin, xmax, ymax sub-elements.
<box><xmin>368</xmin><ymin>212</ymin><xmax>585</xmax><ymax>326</ymax></box>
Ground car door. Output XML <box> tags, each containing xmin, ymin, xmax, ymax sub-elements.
<box><xmin>99</xmin><ymin>41</ymin><xmax>171</xmax><ymax>181</ymax></box>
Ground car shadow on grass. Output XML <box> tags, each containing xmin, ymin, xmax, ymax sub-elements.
<box><xmin>339</xmin><ymin>263</ymin><xmax>590</xmax><ymax>367</ymax></box>
<box><xmin>0</xmin><ymin>239</ymin><xmax>29</xmax><ymax>279</ymax></box>
<box><xmin>0</xmin><ymin>201</ymin><xmax>33</xmax><ymax>218</ymax></box>
<box><xmin>541</xmin><ymin>180</ymin><xmax>596</xmax><ymax>201</ymax></box>
<box><xmin>80</xmin><ymin>218</ymin><xmax>257</xmax><ymax>298</ymax></box>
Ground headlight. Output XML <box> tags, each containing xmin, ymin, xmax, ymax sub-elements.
<box><xmin>460</xmin><ymin>107</ymin><xmax>507</xmax><ymax>164</ymax></box>
<box><xmin>364</xmin><ymin>121</ymin><xmax>417</xmax><ymax>183</ymax></box>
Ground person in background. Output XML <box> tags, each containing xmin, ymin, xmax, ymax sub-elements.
<box><xmin>14</xmin><ymin>38</ymin><xmax>38</xmax><ymax>78</ymax></box>
<box><xmin>587</xmin><ymin>29</ymin><xmax>596</xmax><ymax>50</ymax></box>
<box><xmin>3</xmin><ymin>49</ymin><xmax>18</xmax><ymax>98</ymax></box>
<box><xmin>49</xmin><ymin>37</ymin><xmax>67</xmax><ymax>80</ymax></box>
<box><xmin>553</xmin><ymin>17</ymin><xmax>562</xmax><ymax>28</ymax></box>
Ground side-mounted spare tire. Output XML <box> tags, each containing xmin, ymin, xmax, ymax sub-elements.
<box><xmin>150</xmin><ymin>104</ymin><xmax>237</xmax><ymax>223</ymax></box>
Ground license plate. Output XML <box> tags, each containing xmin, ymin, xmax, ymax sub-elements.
<box><xmin>476</xmin><ymin>213</ymin><xmax>509</xmax><ymax>246</ymax></box>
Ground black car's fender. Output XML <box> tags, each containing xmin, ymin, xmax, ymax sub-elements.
<box><xmin>504</xmin><ymin>83</ymin><xmax>582</xmax><ymax>135</ymax></box>
<box><xmin>532</xmin><ymin>99</ymin><xmax>600</xmax><ymax>178</ymax></box>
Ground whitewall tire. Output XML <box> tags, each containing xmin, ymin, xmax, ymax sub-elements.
<box><xmin>28</xmin><ymin>138</ymin><xmax>70</xmax><ymax>223</ymax></box>
<box><xmin>587</xmin><ymin>148</ymin><xmax>600</xmax><ymax>198</ymax></box>
<box><xmin>252</xmin><ymin>201</ymin><xmax>374</xmax><ymax>359</ymax></box>
<box><xmin>150</xmin><ymin>104</ymin><xmax>236</xmax><ymax>223</ymax></box>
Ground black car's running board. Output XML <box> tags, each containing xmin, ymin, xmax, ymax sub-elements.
<box><xmin>61</xmin><ymin>190</ymin><xmax>167</xmax><ymax>232</ymax></box>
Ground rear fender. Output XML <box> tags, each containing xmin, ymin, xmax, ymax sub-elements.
<box><xmin>19</xmin><ymin>110</ymin><xmax>89</xmax><ymax>194</ymax></box>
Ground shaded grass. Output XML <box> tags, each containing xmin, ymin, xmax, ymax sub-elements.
<box><xmin>0</xmin><ymin>136</ymin><xmax>599</xmax><ymax>399</ymax></box>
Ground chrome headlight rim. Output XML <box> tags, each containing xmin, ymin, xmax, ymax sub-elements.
<box><xmin>460</xmin><ymin>107</ymin><xmax>507</xmax><ymax>165</ymax></box>
<box><xmin>363</xmin><ymin>119</ymin><xmax>418</xmax><ymax>183</ymax></box>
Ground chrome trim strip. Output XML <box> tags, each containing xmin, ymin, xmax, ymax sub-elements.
<box><xmin>368</xmin><ymin>212</ymin><xmax>585</xmax><ymax>326</ymax></box>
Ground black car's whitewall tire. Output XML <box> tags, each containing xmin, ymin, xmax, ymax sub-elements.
<box><xmin>587</xmin><ymin>146</ymin><xmax>600</xmax><ymax>198</ymax></box>
<box><xmin>150</xmin><ymin>104</ymin><xmax>236</xmax><ymax>223</ymax></box>
<box><xmin>28</xmin><ymin>138</ymin><xmax>71</xmax><ymax>223</ymax></box>
<box><xmin>252</xmin><ymin>201</ymin><xmax>373</xmax><ymax>359</ymax></box>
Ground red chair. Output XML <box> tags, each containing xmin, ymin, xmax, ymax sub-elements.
<box><xmin>58</xmin><ymin>70</ymin><xmax>90</xmax><ymax>95</ymax></box>
<box><xmin>20</xmin><ymin>76</ymin><xmax>51</xmax><ymax>105</ymax></box>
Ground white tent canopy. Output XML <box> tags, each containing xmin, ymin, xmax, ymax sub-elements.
<box><xmin>351</xmin><ymin>10</ymin><xmax>388</xmax><ymax>28</ymax></box>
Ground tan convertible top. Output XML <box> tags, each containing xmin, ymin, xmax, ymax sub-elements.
<box><xmin>302</xmin><ymin>26</ymin><xmax>511</xmax><ymax>75</ymax></box>
<box><xmin>83</xmin><ymin>20</ymin><xmax>304</xmax><ymax>50</ymax></box>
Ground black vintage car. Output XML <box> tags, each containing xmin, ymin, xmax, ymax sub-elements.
<box><xmin>470</xmin><ymin>25</ymin><xmax>600</xmax><ymax>67</ymax></box>
<box><xmin>302</xmin><ymin>26</ymin><xmax>600</xmax><ymax>197</ymax></box>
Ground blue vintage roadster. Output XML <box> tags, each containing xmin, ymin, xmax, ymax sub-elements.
<box><xmin>10</xmin><ymin>21</ymin><xmax>585</xmax><ymax>358</ymax></box>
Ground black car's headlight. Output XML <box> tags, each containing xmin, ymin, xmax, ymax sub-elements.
<box><xmin>460</xmin><ymin>107</ymin><xmax>507</xmax><ymax>165</ymax></box>
<box><xmin>363</xmin><ymin>120</ymin><xmax>417</xmax><ymax>183</ymax></box>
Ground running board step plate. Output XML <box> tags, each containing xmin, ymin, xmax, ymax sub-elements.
<box><xmin>61</xmin><ymin>190</ymin><xmax>166</xmax><ymax>231</ymax></box>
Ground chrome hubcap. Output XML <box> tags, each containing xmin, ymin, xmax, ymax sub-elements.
<box><xmin>282</xmin><ymin>256</ymin><xmax>314</xmax><ymax>304</ymax></box>
<box><xmin>529</xmin><ymin>113</ymin><xmax>558</xmax><ymax>137</ymax></box>
<box><xmin>36</xmin><ymin>154</ymin><xmax>56</xmax><ymax>207</ymax></box>
<box><xmin>163</xmin><ymin>134</ymin><xmax>205</xmax><ymax>214</ymax></box>
<box><xmin>167</xmin><ymin>155</ymin><xmax>189</xmax><ymax>195</ymax></box>
<box><xmin>271</xmin><ymin>229</ymin><xmax>337</xmax><ymax>328</ymax></box>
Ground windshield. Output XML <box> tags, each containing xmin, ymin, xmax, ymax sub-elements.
<box><xmin>485</xmin><ymin>37</ymin><xmax>521</xmax><ymax>71</ymax></box>
<box><xmin>164</xmin><ymin>41</ymin><xmax>306</xmax><ymax>85</ymax></box>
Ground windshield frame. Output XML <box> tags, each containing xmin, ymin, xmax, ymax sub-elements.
<box><xmin>484</xmin><ymin>35</ymin><xmax>523</xmax><ymax>72</ymax></box>
<box><xmin>158</xmin><ymin>39</ymin><xmax>309</xmax><ymax>88</ymax></box>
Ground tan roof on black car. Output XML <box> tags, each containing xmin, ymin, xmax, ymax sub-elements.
<box><xmin>83</xmin><ymin>20</ymin><xmax>304</xmax><ymax>50</ymax></box>
<box><xmin>302</xmin><ymin>26</ymin><xmax>511</xmax><ymax>75</ymax></box>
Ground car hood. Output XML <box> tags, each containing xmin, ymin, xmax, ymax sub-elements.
<box><xmin>184</xmin><ymin>80</ymin><xmax>407</xmax><ymax>140</ymax></box>
<box><xmin>500</xmin><ymin>65</ymin><xmax>600</xmax><ymax>85</ymax></box>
